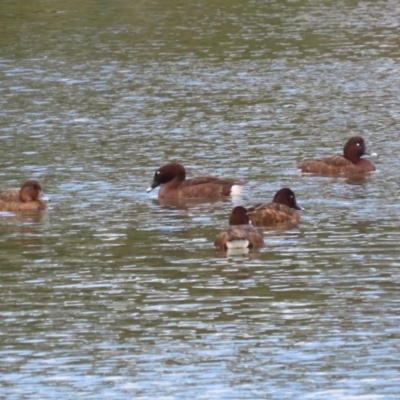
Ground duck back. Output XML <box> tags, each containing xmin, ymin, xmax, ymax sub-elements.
<box><xmin>0</xmin><ymin>199</ymin><xmax>47</xmax><ymax>211</ymax></box>
<box><xmin>247</xmin><ymin>202</ymin><xmax>300</xmax><ymax>226</ymax></box>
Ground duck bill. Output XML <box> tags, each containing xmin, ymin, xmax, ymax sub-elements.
<box><xmin>363</xmin><ymin>148</ymin><xmax>378</xmax><ymax>157</ymax></box>
<box><xmin>38</xmin><ymin>191</ymin><xmax>50</xmax><ymax>201</ymax></box>
<box><xmin>294</xmin><ymin>204</ymin><xmax>304</xmax><ymax>211</ymax></box>
<box><xmin>293</xmin><ymin>201</ymin><xmax>304</xmax><ymax>211</ymax></box>
<box><xmin>146</xmin><ymin>181</ymin><xmax>159</xmax><ymax>193</ymax></box>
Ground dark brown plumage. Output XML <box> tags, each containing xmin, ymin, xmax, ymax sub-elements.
<box><xmin>298</xmin><ymin>136</ymin><xmax>376</xmax><ymax>175</ymax></box>
<box><xmin>147</xmin><ymin>163</ymin><xmax>246</xmax><ymax>199</ymax></box>
<box><xmin>0</xmin><ymin>180</ymin><xmax>48</xmax><ymax>211</ymax></box>
<box><xmin>247</xmin><ymin>188</ymin><xmax>302</xmax><ymax>226</ymax></box>
<box><xmin>214</xmin><ymin>206</ymin><xmax>264</xmax><ymax>249</ymax></box>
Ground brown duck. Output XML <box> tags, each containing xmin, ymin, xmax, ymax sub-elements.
<box><xmin>247</xmin><ymin>188</ymin><xmax>302</xmax><ymax>226</ymax></box>
<box><xmin>298</xmin><ymin>136</ymin><xmax>376</xmax><ymax>175</ymax></box>
<box><xmin>147</xmin><ymin>163</ymin><xmax>246</xmax><ymax>199</ymax></box>
<box><xmin>214</xmin><ymin>206</ymin><xmax>264</xmax><ymax>249</ymax></box>
<box><xmin>0</xmin><ymin>180</ymin><xmax>49</xmax><ymax>211</ymax></box>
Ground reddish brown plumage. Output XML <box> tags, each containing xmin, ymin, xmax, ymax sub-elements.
<box><xmin>247</xmin><ymin>188</ymin><xmax>301</xmax><ymax>226</ymax></box>
<box><xmin>214</xmin><ymin>206</ymin><xmax>264</xmax><ymax>249</ymax></box>
<box><xmin>0</xmin><ymin>180</ymin><xmax>48</xmax><ymax>211</ymax></box>
<box><xmin>148</xmin><ymin>163</ymin><xmax>246</xmax><ymax>199</ymax></box>
<box><xmin>298</xmin><ymin>136</ymin><xmax>376</xmax><ymax>175</ymax></box>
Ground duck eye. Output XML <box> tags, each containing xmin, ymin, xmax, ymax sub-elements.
<box><xmin>357</xmin><ymin>142</ymin><xmax>360</xmax><ymax>146</ymax></box>
<box><xmin>157</xmin><ymin>171</ymin><xmax>160</xmax><ymax>175</ymax></box>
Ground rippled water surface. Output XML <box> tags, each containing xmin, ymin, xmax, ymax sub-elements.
<box><xmin>1</xmin><ymin>0</ymin><xmax>400</xmax><ymax>398</ymax></box>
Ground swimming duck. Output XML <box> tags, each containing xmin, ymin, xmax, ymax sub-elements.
<box><xmin>0</xmin><ymin>180</ymin><xmax>49</xmax><ymax>211</ymax></box>
<box><xmin>247</xmin><ymin>188</ymin><xmax>302</xmax><ymax>226</ymax></box>
<box><xmin>147</xmin><ymin>163</ymin><xmax>246</xmax><ymax>199</ymax></box>
<box><xmin>298</xmin><ymin>136</ymin><xmax>376</xmax><ymax>175</ymax></box>
<box><xmin>214</xmin><ymin>206</ymin><xmax>264</xmax><ymax>249</ymax></box>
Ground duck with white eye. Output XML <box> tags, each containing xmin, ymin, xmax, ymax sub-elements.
<box><xmin>355</xmin><ymin>139</ymin><xmax>378</xmax><ymax>156</ymax></box>
<box><xmin>247</xmin><ymin>188</ymin><xmax>303</xmax><ymax>226</ymax></box>
<box><xmin>298</xmin><ymin>136</ymin><xmax>377</xmax><ymax>175</ymax></box>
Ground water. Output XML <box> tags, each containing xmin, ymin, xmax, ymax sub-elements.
<box><xmin>1</xmin><ymin>0</ymin><xmax>400</xmax><ymax>398</ymax></box>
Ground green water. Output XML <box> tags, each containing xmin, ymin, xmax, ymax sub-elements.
<box><xmin>1</xmin><ymin>0</ymin><xmax>400</xmax><ymax>398</ymax></box>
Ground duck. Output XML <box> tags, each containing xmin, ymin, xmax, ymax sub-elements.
<box><xmin>0</xmin><ymin>180</ymin><xmax>49</xmax><ymax>211</ymax></box>
<box><xmin>214</xmin><ymin>206</ymin><xmax>264</xmax><ymax>249</ymax></box>
<box><xmin>298</xmin><ymin>136</ymin><xmax>376</xmax><ymax>175</ymax></box>
<box><xmin>147</xmin><ymin>163</ymin><xmax>246</xmax><ymax>199</ymax></box>
<box><xmin>247</xmin><ymin>188</ymin><xmax>302</xmax><ymax>226</ymax></box>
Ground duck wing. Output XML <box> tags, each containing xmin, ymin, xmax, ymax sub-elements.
<box><xmin>181</xmin><ymin>176</ymin><xmax>246</xmax><ymax>188</ymax></box>
<box><xmin>247</xmin><ymin>203</ymin><xmax>300</xmax><ymax>225</ymax></box>
<box><xmin>298</xmin><ymin>154</ymin><xmax>353</xmax><ymax>174</ymax></box>
<box><xmin>214</xmin><ymin>229</ymin><xmax>229</xmax><ymax>248</ymax></box>
<box><xmin>0</xmin><ymin>188</ymin><xmax>20</xmax><ymax>202</ymax></box>
<box><xmin>214</xmin><ymin>225</ymin><xmax>263</xmax><ymax>248</ymax></box>
<box><xmin>179</xmin><ymin>177</ymin><xmax>246</xmax><ymax>198</ymax></box>
<box><xmin>0</xmin><ymin>199</ymin><xmax>47</xmax><ymax>211</ymax></box>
